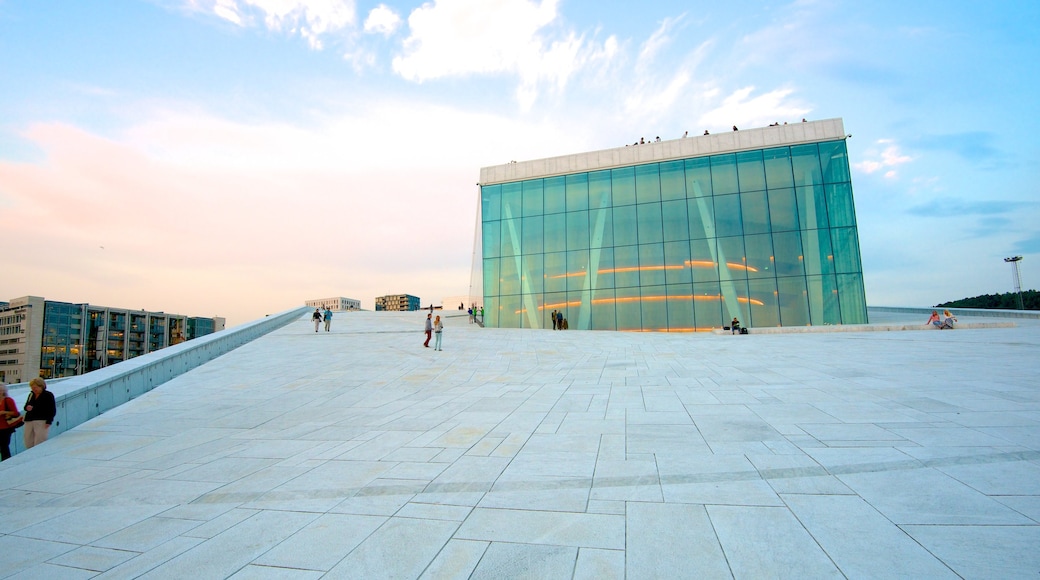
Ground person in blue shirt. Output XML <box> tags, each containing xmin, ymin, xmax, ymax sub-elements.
<box><xmin>323</xmin><ymin>308</ymin><xmax>333</xmax><ymax>332</ymax></box>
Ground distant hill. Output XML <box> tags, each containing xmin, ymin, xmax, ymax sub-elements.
<box><xmin>937</xmin><ymin>290</ymin><xmax>1039</xmax><ymax>310</ymax></box>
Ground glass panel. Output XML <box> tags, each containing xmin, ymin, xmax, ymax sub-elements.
<box><xmin>748</xmin><ymin>278</ymin><xmax>780</xmax><ymax>327</ymax></box>
<box><xmin>481</xmin><ymin>184</ymin><xmax>501</xmax><ymax>222</ymax></box>
<box><xmin>544</xmin><ymin>251</ymin><xmax>567</xmax><ymax>293</ymax></box>
<box><xmin>791</xmin><ymin>144</ymin><xmax>823</xmax><ymax>188</ymax></box>
<box><xmin>522</xmin><ymin>215</ymin><xmax>543</xmax><ymax>255</ymax></box>
<box><xmin>693</xmin><ymin>281</ymin><xmax>723</xmax><ymax>330</ymax></box>
<box><xmin>499</xmin><ymin>294</ymin><xmax>521</xmax><ymax>328</ymax></box>
<box><xmin>544</xmin><ymin>176</ymin><xmax>566</xmax><ymax>214</ymax></box>
<box><xmin>500</xmin><ymin>255</ymin><xmax>522</xmax><ymax>295</ymax></box>
<box><xmin>777</xmin><ymin>276</ymin><xmax>810</xmax><ymax>326</ymax></box>
<box><xmin>713</xmin><ymin>194</ymin><xmax>743</xmax><ymax>237</ymax></box>
<box><xmin>689</xmin><ymin>237</ymin><xmax>720</xmax><ymax>282</ymax></box>
<box><xmin>544</xmin><ymin>213</ymin><xmax>566</xmax><ymax>253</ymax></box>
<box><xmin>806</xmin><ymin>274</ymin><xmax>840</xmax><ymax>325</ymax></box>
<box><xmin>831</xmin><ymin>227</ymin><xmax>862</xmax><ymax>274</ymax></box>
<box><xmin>567</xmin><ymin>210</ymin><xmax>590</xmax><ymax>250</ymax></box>
<box><xmin>522</xmin><ymin>179</ymin><xmax>543</xmax><ymax>217</ymax></box>
<box><xmin>613</xmin><ymin>205</ymin><xmax>638</xmax><ymax>247</ymax></box>
<box><xmin>591</xmin><ymin>247</ymin><xmax>615</xmax><ymax>290</ymax></box>
<box><xmin>837</xmin><ymin>273</ymin><xmax>868</xmax><ymax>324</ymax></box>
<box><xmin>660</xmin><ymin>160</ymin><xmax>686</xmax><ymax>201</ymax></box>
<box><xmin>500</xmin><ymin>215</ymin><xmax>521</xmax><ymax>257</ymax></box>
<box><xmin>685</xmin><ymin>157</ymin><xmax>712</xmax><ymax>197</ymax></box>
<box><xmin>589</xmin><ymin>170</ymin><xmax>612</xmax><ymax>209</ymax></box>
<box><xmin>639</xmin><ymin>243</ymin><xmax>666</xmax><ymax>287</ymax></box>
<box><xmin>522</xmin><ymin>254</ymin><xmax>544</xmax><ymax>294</ymax></box>
<box><xmin>664</xmin><ymin>241</ymin><xmax>692</xmax><ymax>284</ymax></box>
<box><xmin>772</xmin><ymin>231</ymin><xmax>806</xmax><ymax>277</ymax></box>
<box><xmin>802</xmin><ymin>228</ymin><xmax>834</xmax><ymax>276</ymax></box>
<box><xmin>637</xmin><ymin>202</ymin><xmax>663</xmax><ymax>244</ymax></box>
<box><xmin>567</xmin><ymin>249</ymin><xmax>590</xmax><ymax>291</ymax></box>
<box><xmin>768</xmin><ymin>187</ymin><xmax>798</xmax><ymax>232</ymax></box>
<box><xmin>796</xmin><ymin>184</ymin><xmax>828</xmax><ymax>230</ymax></box>
<box><xmin>589</xmin><ymin>208</ymin><xmax>613</xmax><ymax>249</ymax></box>
<box><xmin>826</xmin><ymin>183</ymin><xmax>857</xmax><ymax>228</ymax></box>
<box><xmin>483</xmin><ymin>220</ymin><xmax>501</xmax><ymax>259</ymax></box>
<box><xmin>615</xmin><ymin>286</ymin><xmax>642</xmax><ymax>331</ymax></box>
<box><xmin>567</xmin><ymin>290</ymin><xmax>590</xmax><ymax>330</ymax></box>
<box><xmin>736</xmin><ymin>150</ymin><xmax>766</xmax><ymax>192</ymax></box>
<box><xmin>635</xmin><ymin>164</ymin><xmax>661</xmax><ymax>204</ymax></box>
<box><xmin>483</xmin><ymin>257</ymin><xmax>500</xmax><ymax>296</ymax></box>
<box><xmin>661</xmin><ymin>199</ymin><xmax>689</xmax><ymax>242</ymax></box>
<box><xmin>687</xmin><ymin>195</ymin><xmax>716</xmax><ymax>240</ymax></box>
<box><xmin>718</xmin><ymin>236</ymin><xmax>749</xmax><ymax>325</ymax></box>
<box><xmin>740</xmin><ymin>190</ymin><xmax>770</xmax><ymax>235</ymax></box>
<box><xmin>502</xmin><ymin>182</ymin><xmax>522</xmax><ymax>219</ymax></box>
<box><xmin>591</xmin><ymin>288</ymin><xmax>616</xmax><ymax>330</ymax></box>
<box><xmin>613</xmin><ymin>245</ymin><xmax>640</xmax><ymax>288</ymax></box>
<box><xmin>764</xmin><ymin>147</ymin><xmax>795</xmax><ymax>189</ymax></box>
<box><xmin>743</xmin><ymin>233</ymin><xmax>773</xmax><ymax>279</ymax></box>
<box><xmin>819</xmin><ymin>140</ymin><xmax>851</xmax><ymax>184</ymax></box>
<box><xmin>484</xmin><ymin>296</ymin><xmax>499</xmax><ymax>327</ymax></box>
<box><xmin>666</xmin><ymin>283</ymin><xmax>694</xmax><ymax>331</ymax></box>
<box><xmin>566</xmin><ymin>173</ymin><xmax>589</xmax><ymax>212</ymax></box>
<box><xmin>710</xmin><ymin>154</ymin><xmax>738</xmax><ymax>195</ymax></box>
<box><xmin>611</xmin><ymin>166</ymin><xmax>636</xmax><ymax>206</ymax></box>
<box><xmin>641</xmin><ymin>284</ymin><xmax>668</xmax><ymax>331</ymax></box>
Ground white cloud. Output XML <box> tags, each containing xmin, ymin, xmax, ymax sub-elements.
<box><xmin>191</xmin><ymin>0</ymin><xmax>356</xmax><ymax>49</ymax></box>
<box><xmin>854</xmin><ymin>140</ymin><xmax>912</xmax><ymax>179</ymax></box>
<box><xmin>696</xmin><ymin>86</ymin><xmax>810</xmax><ymax>129</ymax></box>
<box><xmin>364</xmin><ymin>4</ymin><xmax>401</xmax><ymax>36</ymax></box>
<box><xmin>391</xmin><ymin>0</ymin><xmax>617</xmax><ymax>108</ymax></box>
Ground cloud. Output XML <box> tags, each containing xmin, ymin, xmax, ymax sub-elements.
<box><xmin>696</xmin><ymin>86</ymin><xmax>810</xmax><ymax>129</ymax></box>
<box><xmin>190</xmin><ymin>0</ymin><xmax>356</xmax><ymax>49</ymax></box>
<box><xmin>853</xmin><ymin>140</ymin><xmax>912</xmax><ymax>178</ymax></box>
<box><xmin>364</xmin><ymin>4</ymin><xmax>401</xmax><ymax>36</ymax></box>
<box><xmin>390</xmin><ymin>0</ymin><xmax>617</xmax><ymax>108</ymax></box>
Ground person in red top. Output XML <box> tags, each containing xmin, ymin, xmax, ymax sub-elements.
<box><xmin>0</xmin><ymin>382</ymin><xmax>21</xmax><ymax>460</ymax></box>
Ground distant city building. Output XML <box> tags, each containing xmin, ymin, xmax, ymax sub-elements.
<box><xmin>0</xmin><ymin>296</ymin><xmax>225</xmax><ymax>383</ymax></box>
<box><xmin>374</xmin><ymin>294</ymin><xmax>421</xmax><ymax>312</ymax></box>
<box><xmin>476</xmin><ymin>118</ymin><xmax>867</xmax><ymax>331</ymax></box>
<box><xmin>305</xmin><ymin>297</ymin><xmax>361</xmax><ymax>311</ymax></box>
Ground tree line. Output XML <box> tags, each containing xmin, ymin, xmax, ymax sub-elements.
<box><xmin>937</xmin><ymin>290</ymin><xmax>1039</xmax><ymax>310</ymax></box>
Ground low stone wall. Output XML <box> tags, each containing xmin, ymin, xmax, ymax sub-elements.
<box><xmin>5</xmin><ymin>305</ymin><xmax>310</xmax><ymax>458</ymax></box>
<box><xmin>714</xmin><ymin>321</ymin><xmax>1016</xmax><ymax>335</ymax></box>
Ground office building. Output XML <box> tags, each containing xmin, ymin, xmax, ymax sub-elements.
<box><xmin>0</xmin><ymin>296</ymin><xmax>225</xmax><ymax>383</ymax></box>
<box><xmin>374</xmin><ymin>294</ymin><xmax>421</xmax><ymax>312</ymax></box>
<box><xmin>476</xmin><ymin>118</ymin><xmax>867</xmax><ymax>331</ymax></box>
<box><xmin>306</xmin><ymin>297</ymin><xmax>362</xmax><ymax>312</ymax></box>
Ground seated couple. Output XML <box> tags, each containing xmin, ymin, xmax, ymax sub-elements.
<box><xmin>926</xmin><ymin>310</ymin><xmax>957</xmax><ymax>329</ymax></box>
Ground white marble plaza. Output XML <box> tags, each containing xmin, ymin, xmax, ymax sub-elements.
<box><xmin>1</xmin><ymin>310</ymin><xmax>1039</xmax><ymax>578</ymax></box>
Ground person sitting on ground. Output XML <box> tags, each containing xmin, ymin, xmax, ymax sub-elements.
<box><xmin>926</xmin><ymin>310</ymin><xmax>941</xmax><ymax>328</ymax></box>
<box><xmin>940</xmin><ymin>310</ymin><xmax>957</xmax><ymax>329</ymax></box>
<box><xmin>731</xmin><ymin>317</ymin><xmax>741</xmax><ymax>334</ymax></box>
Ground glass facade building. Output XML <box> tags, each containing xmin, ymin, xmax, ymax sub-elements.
<box><xmin>477</xmin><ymin>119</ymin><xmax>867</xmax><ymax>331</ymax></box>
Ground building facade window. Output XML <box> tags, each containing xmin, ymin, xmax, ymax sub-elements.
<box><xmin>479</xmin><ymin>139</ymin><xmax>866</xmax><ymax>331</ymax></box>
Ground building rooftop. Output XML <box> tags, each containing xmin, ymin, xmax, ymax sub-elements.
<box><xmin>1</xmin><ymin>309</ymin><xmax>1039</xmax><ymax>577</ymax></box>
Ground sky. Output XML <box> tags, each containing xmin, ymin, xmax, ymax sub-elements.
<box><xmin>1</xmin><ymin>0</ymin><xmax>1038</xmax><ymax>327</ymax></box>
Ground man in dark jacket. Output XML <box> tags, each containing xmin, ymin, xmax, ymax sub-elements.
<box><xmin>23</xmin><ymin>377</ymin><xmax>56</xmax><ymax>449</ymax></box>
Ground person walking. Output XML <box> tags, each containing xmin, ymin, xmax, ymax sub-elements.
<box><xmin>312</xmin><ymin>308</ymin><xmax>322</xmax><ymax>332</ymax></box>
<box><xmin>323</xmin><ymin>307</ymin><xmax>333</xmax><ymax>332</ymax></box>
<box><xmin>23</xmin><ymin>377</ymin><xmax>56</xmax><ymax>450</ymax></box>
<box><xmin>424</xmin><ymin>313</ymin><xmax>433</xmax><ymax>348</ymax></box>
<box><xmin>551</xmin><ymin>309</ymin><xmax>557</xmax><ymax>330</ymax></box>
<box><xmin>433</xmin><ymin>315</ymin><xmax>444</xmax><ymax>351</ymax></box>
<box><xmin>0</xmin><ymin>383</ymin><xmax>20</xmax><ymax>461</ymax></box>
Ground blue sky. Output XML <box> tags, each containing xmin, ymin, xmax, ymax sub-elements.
<box><xmin>1</xmin><ymin>0</ymin><xmax>1037</xmax><ymax>325</ymax></box>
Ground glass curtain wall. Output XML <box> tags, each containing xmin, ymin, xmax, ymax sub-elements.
<box><xmin>481</xmin><ymin>140</ymin><xmax>866</xmax><ymax>331</ymax></box>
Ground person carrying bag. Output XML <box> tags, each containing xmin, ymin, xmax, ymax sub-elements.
<box><xmin>0</xmin><ymin>382</ymin><xmax>22</xmax><ymax>461</ymax></box>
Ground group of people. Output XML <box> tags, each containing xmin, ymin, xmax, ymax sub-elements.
<box><xmin>627</xmin><ymin>119</ymin><xmax>812</xmax><ymax>145</ymax></box>
<box><xmin>926</xmin><ymin>310</ymin><xmax>958</xmax><ymax>329</ymax></box>
<box><xmin>550</xmin><ymin>310</ymin><xmax>568</xmax><ymax>330</ymax></box>
<box><xmin>1</xmin><ymin>377</ymin><xmax>57</xmax><ymax>461</ymax></box>
<box><xmin>467</xmin><ymin>306</ymin><xmax>483</xmax><ymax>324</ymax></box>
<box><xmin>311</xmin><ymin>307</ymin><xmax>333</xmax><ymax>332</ymax></box>
<box><xmin>424</xmin><ymin>313</ymin><xmax>444</xmax><ymax>350</ymax></box>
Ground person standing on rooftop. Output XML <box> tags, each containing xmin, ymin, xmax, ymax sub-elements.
<box><xmin>424</xmin><ymin>313</ymin><xmax>433</xmax><ymax>347</ymax></box>
<box><xmin>1</xmin><ymin>383</ymin><xmax>19</xmax><ymax>460</ymax></box>
<box><xmin>323</xmin><ymin>307</ymin><xmax>333</xmax><ymax>332</ymax></box>
<box><xmin>311</xmin><ymin>308</ymin><xmax>322</xmax><ymax>332</ymax></box>
<box><xmin>23</xmin><ymin>377</ymin><xmax>56</xmax><ymax>450</ymax></box>
<box><xmin>433</xmin><ymin>315</ymin><xmax>443</xmax><ymax>351</ymax></box>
